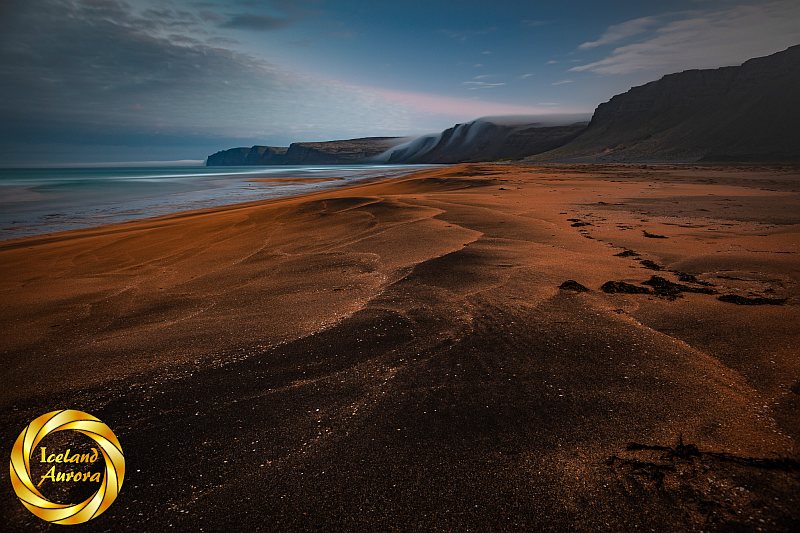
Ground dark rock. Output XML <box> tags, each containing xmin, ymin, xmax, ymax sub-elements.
<box><xmin>639</xmin><ymin>259</ymin><xmax>663</xmax><ymax>270</ymax></box>
<box><xmin>642</xmin><ymin>276</ymin><xmax>717</xmax><ymax>298</ymax></box>
<box><xmin>643</xmin><ymin>230</ymin><xmax>667</xmax><ymax>239</ymax></box>
<box><xmin>674</xmin><ymin>271</ymin><xmax>715</xmax><ymax>286</ymax></box>
<box><xmin>571</xmin><ymin>221</ymin><xmax>592</xmax><ymax>227</ymax></box>
<box><xmin>559</xmin><ymin>280</ymin><xmax>590</xmax><ymax>292</ymax></box>
<box><xmin>718</xmin><ymin>294</ymin><xmax>787</xmax><ymax>305</ymax></box>
<box><xmin>601</xmin><ymin>281</ymin><xmax>651</xmax><ymax>294</ymax></box>
<box><xmin>676</xmin><ymin>272</ymin><xmax>699</xmax><ymax>283</ymax></box>
<box><xmin>642</xmin><ymin>276</ymin><xmax>682</xmax><ymax>298</ymax></box>
<box><xmin>614</xmin><ymin>250</ymin><xmax>639</xmax><ymax>258</ymax></box>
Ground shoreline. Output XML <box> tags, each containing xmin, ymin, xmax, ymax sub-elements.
<box><xmin>1</xmin><ymin>162</ymin><xmax>799</xmax><ymax>530</ymax></box>
<box><xmin>0</xmin><ymin>165</ymin><xmax>440</xmax><ymax>248</ymax></box>
<box><xmin>0</xmin><ymin>164</ymin><xmax>439</xmax><ymax>244</ymax></box>
<box><xmin>5</xmin><ymin>160</ymin><xmax>798</xmax><ymax>249</ymax></box>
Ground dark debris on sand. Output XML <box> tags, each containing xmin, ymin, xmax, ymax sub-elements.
<box><xmin>674</xmin><ymin>271</ymin><xmax>715</xmax><ymax>286</ymax></box>
<box><xmin>639</xmin><ymin>259</ymin><xmax>663</xmax><ymax>270</ymax></box>
<box><xmin>559</xmin><ymin>280</ymin><xmax>590</xmax><ymax>292</ymax></box>
<box><xmin>606</xmin><ymin>436</ymin><xmax>800</xmax><ymax>531</ymax></box>
<box><xmin>614</xmin><ymin>250</ymin><xmax>640</xmax><ymax>258</ymax></box>
<box><xmin>718</xmin><ymin>294</ymin><xmax>788</xmax><ymax>305</ymax></box>
<box><xmin>601</xmin><ymin>281</ymin><xmax>652</xmax><ymax>294</ymax></box>
<box><xmin>643</xmin><ymin>276</ymin><xmax>718</xmax><ymax>298</ymax></box>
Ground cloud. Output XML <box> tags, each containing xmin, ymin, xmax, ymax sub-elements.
<box><xmin>462</xmin><ymin>81</ymin><xmax>506</xmax><ymax>90</ymax></box>
<box><xmin>546</xmin><ymin>60</ymin><xmax>559</xmax><ymax>65</ymax></box>
<box><xmin>578</xmin><ymin>16</ymin><xmax>658</xmax><ymax>49</ymax></box>
<box><xmin>220</xmin><ymin>13</ymin><xmax>291</xmax><ymax>31</ymax></box>
<box><xmin>520</xmin><ymin>73</ymin><xmax>535</xmax><ymax>79</ymax></box>
<box><xmin>374</xmin><ymin>88</ymin><xmax>577</xmax><ymax>117</ymax></box>
<box><xmin>0</xmin><ymin>0</ymin><xmax>592</xmax><ymax>164</ymax></box>
<box><xmin>0</xmin><ymin>1</ymin><xmax>293</xmax><ymax>137</ymax></box>
<box><xmin>551</xmin><ymin>79</ymin><xmax>573</xmax><ymax>85</ymax></box>
<box><xmin>0</xmin><ymin>0</ymin><xmax>457</xmax><ymax>161</ymax></box>
<box><xmin>571</xmin><ymin>1</ymin><xmax>800</xmax><ymax>75</ymax></box>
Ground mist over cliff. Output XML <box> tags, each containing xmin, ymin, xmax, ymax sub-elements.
<box><xmin>375</xmin><ymin>114</ymin><xmax>589</xmax><ymax>164</ymax></box>
<box><xmin>206</xmin><ymin>115</ymin><xmax>589</xmax><ymax>166</ymax></box>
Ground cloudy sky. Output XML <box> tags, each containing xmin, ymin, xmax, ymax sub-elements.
<box><xmin>1</xmin><ymin>0</ymin><xmax>798</xmax><ymax>164</ymax></box>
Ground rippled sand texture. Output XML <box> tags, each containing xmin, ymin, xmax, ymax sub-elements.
<box><xmin>1</xmin><ymin>164</ymin><xmax>799</xmax><ymax>531</ymax></box>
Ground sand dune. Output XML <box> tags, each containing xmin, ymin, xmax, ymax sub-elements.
<box><xmin>1</xmin><ymin>164</ymin><xmax>799</xmax><ymax>530</ymax></box>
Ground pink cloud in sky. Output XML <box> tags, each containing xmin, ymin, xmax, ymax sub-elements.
<box><xmin>372</xmin><ymin>87</ymin><xmax>577</xmax><ymax>118</ymax></box>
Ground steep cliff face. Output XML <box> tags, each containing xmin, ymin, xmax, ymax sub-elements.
<box><xmin>537</xmin><ymin>45</ymin><xmax>800</xmax><ymax>162</ymax></box>
<box><xmin>206</xmin><ymin>137</ymin><xmax>403</xmax><ymax>166</ymax></box>
<box><xmin>283</xmin><ymin>137</ymin><xmax>404</xmax><ymax>164</ymax></box>
<box><xmin>379</xmin><ymin>118</ymin><xmax>587</xmax><ymax>164</ymax></box>
<box><xmin>207</xmin><ymin>147</ymin><xmax>254</xmax><ymax>166</ymax></box>
<box><xmin>245</xmin><ymin>146</ymin><xmax>289</xmax><ymax>164</ymax></box>
<box><xmin>207</xmin><ymin>146</ymin><xmax>287</xmax><ymax>166</ymax></box>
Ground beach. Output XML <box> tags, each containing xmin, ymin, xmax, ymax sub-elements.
<box><xmin>0</xmin><ymin>164</ymin><xmax>430</xmax><ymax>239</ymax></box>
<box><xmin>1</xmin><ymin>163</ymin><xmax>799</xmax><ymax>530</ymax></box>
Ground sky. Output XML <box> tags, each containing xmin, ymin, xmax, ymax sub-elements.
<box><xmin>0</xmin><ymin>0</ymin><xmax>798</xmax><ymax>164</ymax></box>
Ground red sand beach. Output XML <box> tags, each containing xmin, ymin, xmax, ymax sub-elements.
<box><xmin>1</xmin><ymin>163</ymin><xmax>799</xmax><ymax>530</ymax></box>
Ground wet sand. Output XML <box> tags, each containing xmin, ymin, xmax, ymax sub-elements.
<box><xmin>249</xmin><ymin>177</ymin><xmax>345</xmax><ymax>184</ymax></box>
<box><xmin>1</xmin><ymin>163</ymin><xmax>799</xmax><ymax>531</ymax></box>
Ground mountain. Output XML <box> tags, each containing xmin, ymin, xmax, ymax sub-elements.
<box><xmin>376</xmin><ymin>116</ymin><xmax>588</xmax><ymax>164</ymax></box>
<box><xmin>207</xmin><ymin>137</ymin><xmax>404</xmax><ymax>166</ymax></box>
<box><xmin>535</xmin><ymin>45</ymin><xmax>800</xmax><ymax>162</ymax></box>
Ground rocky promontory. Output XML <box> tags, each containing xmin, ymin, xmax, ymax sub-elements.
<box><xmin>207</xmin><ymin>137</ymin><xmax>404</xmax><ymax>166</ymax></box>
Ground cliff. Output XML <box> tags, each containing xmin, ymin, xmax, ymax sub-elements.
<box><xmin>206</xmin><ymin>146</ymin><xmax>288</xmax><ymax>166</ymax></box>
<box><xmin>535</xmin><ymin>45</ymin><xmax>800</xmax><ymax>162</ymax></box>
<box><xmin>380</xmin><ymin>118</ymin><xmax>587</xmax><ymax>164</ymax></box>
<box><xmin>208</xmin><ymin>46</ymin><xmax>799</xmax><ymax>166</ymax></box>
<box><xmin>207</xmin><ymin>137</ymin><xmax>403</xmax><ymax>166</ymax></box>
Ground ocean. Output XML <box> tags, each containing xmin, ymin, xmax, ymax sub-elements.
<box><xmin>0</xmin><ymin>164</ymin><xmax>432</xmax><ymax>240</ymax></box>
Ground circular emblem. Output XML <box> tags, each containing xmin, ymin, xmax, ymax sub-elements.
<box><xmin>9</xmin><ymin>410</ymin><xmax>125</xmax><ymax>524</ymax></box>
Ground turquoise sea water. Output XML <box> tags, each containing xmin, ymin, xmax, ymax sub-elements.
<box><xmin>0</xmin><ymin>164</ymin><xmax>432</xmax><ymax>240</ymax></box>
